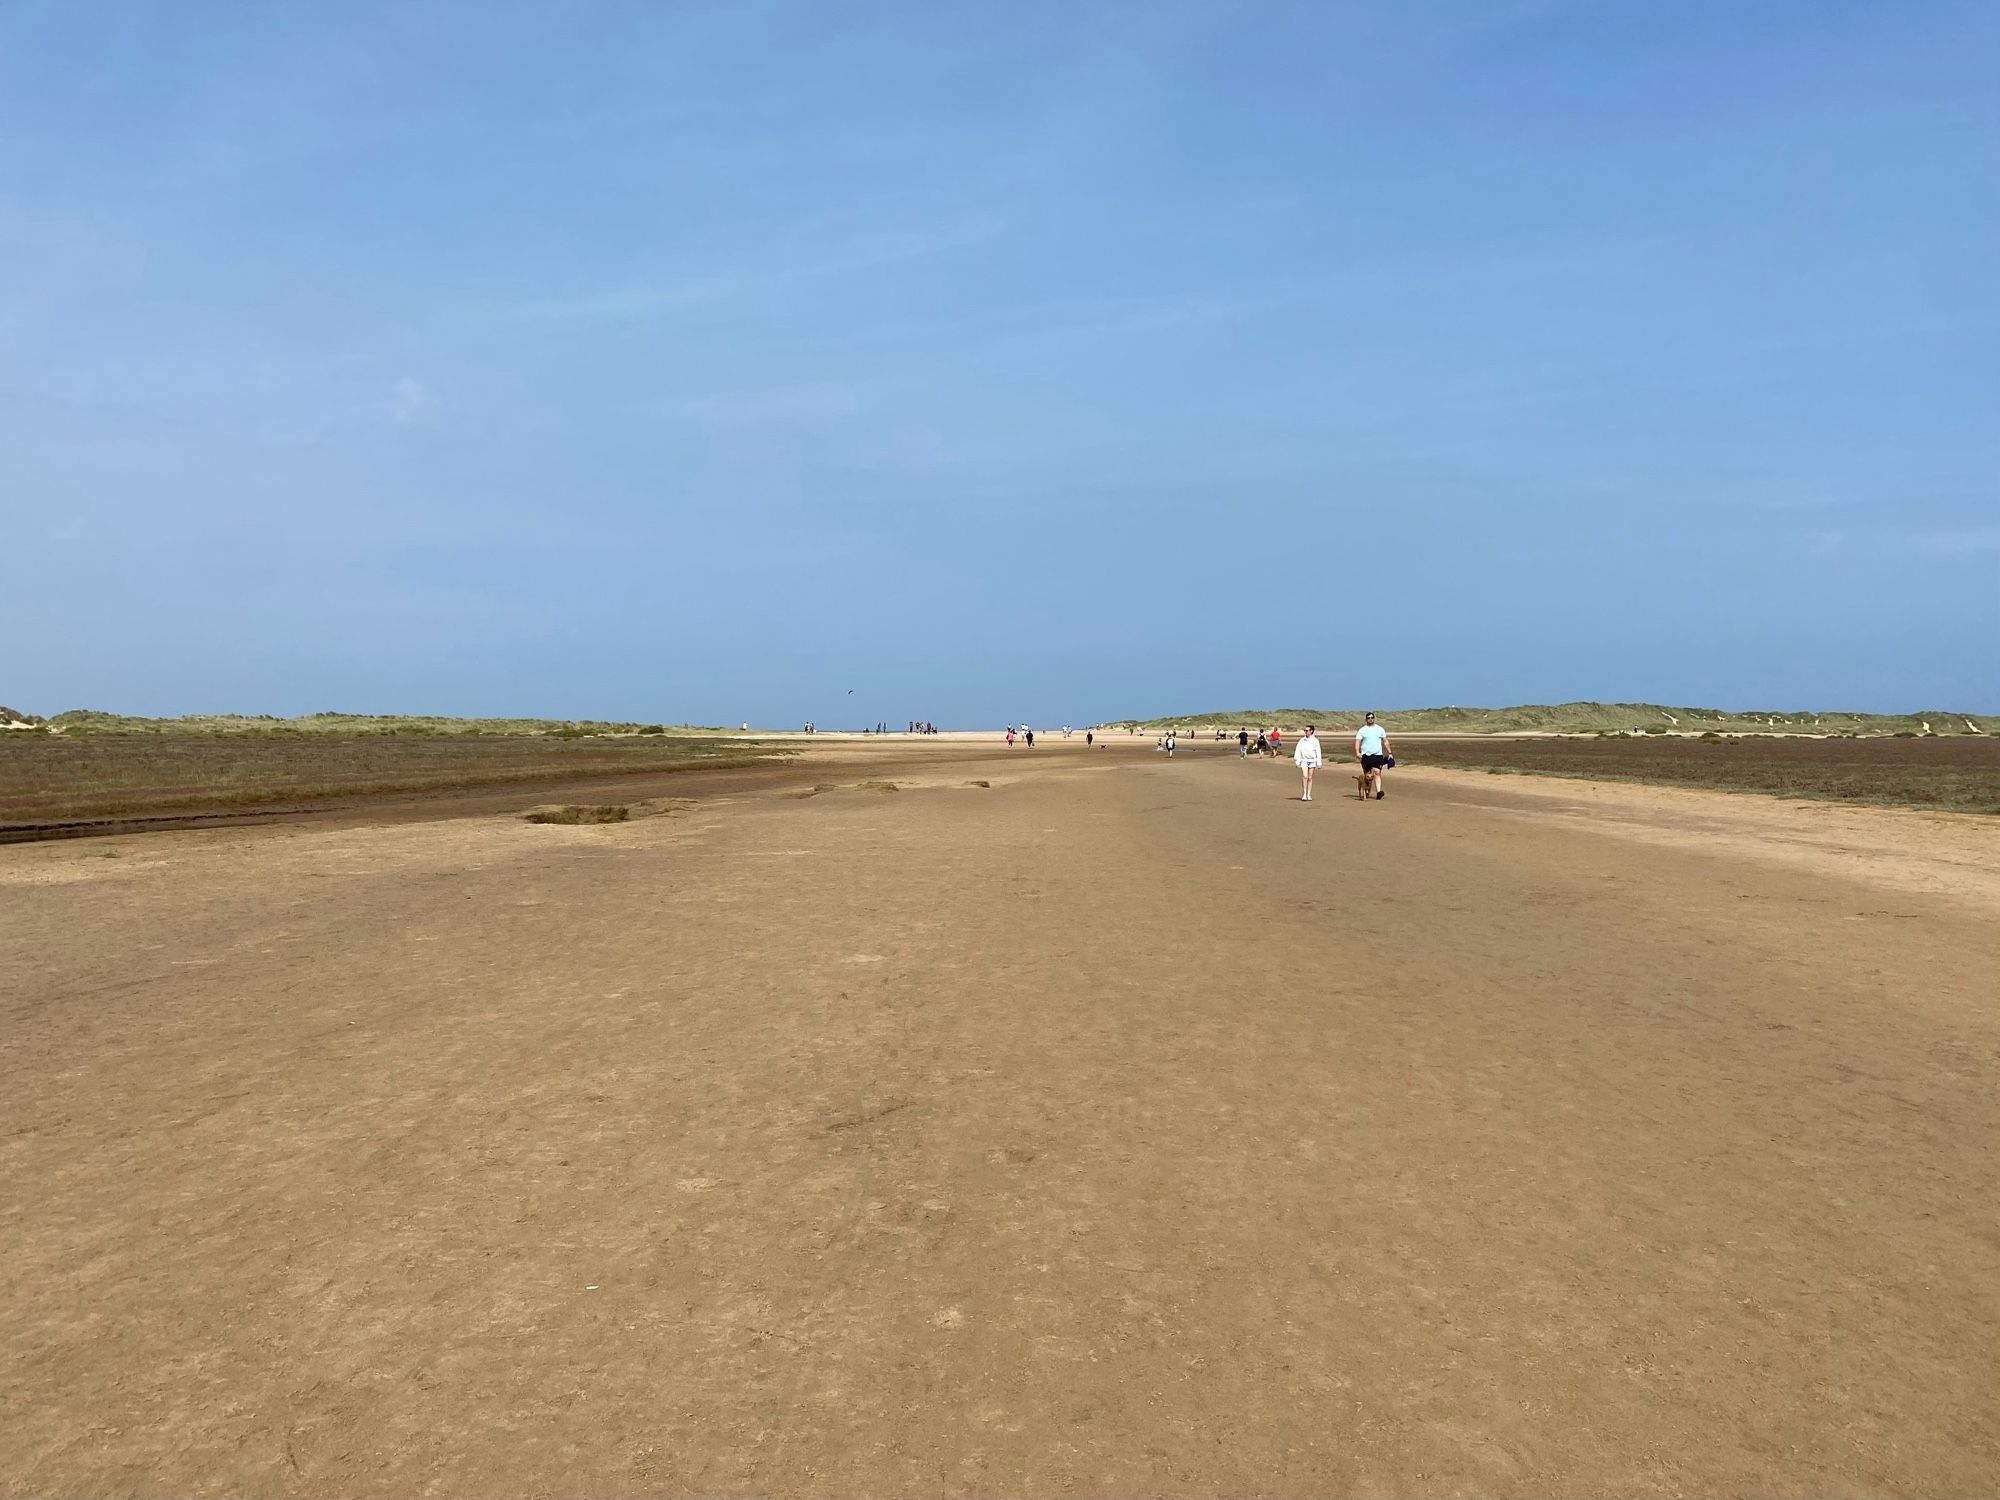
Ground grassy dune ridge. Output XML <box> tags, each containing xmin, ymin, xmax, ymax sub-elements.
<box><xmin>19</xmin><ymin>710</ymin><xmax>739</xmax><ymax>737</ymax></box>
<box><xmin>1118</xmin><ymin>701</ymin><xmax>1990</xmax><ymax>735</ymax></box>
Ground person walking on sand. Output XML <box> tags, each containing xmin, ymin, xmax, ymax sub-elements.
<box><xmin>1006</xmin><ymin>726</ymin><xmax>1016</xmax><ymax>747</ymax></box>
<box><xmin>1238</xmin><ymin>727</ymin><xmax>1250</xmax><ymax>758</ymax></box>
<box><xmin>1355</xmin><ymin>712</ymin><xmax>1392</xmax><ymax>800</ymax></box>
<box><xmin>1165</xmin><ymin>728</ymin><xmax>1176</xmax><ymax>757</ymax></box>
<box><xmin>1294</xmin><ymin>724</ymin><xmax>1323</xmax><ymax>800</ymax></box>
<box><xmin>1268</xmin><ymin>726</ymin><xmax>1283</xmax><ymax>761</ymax></box>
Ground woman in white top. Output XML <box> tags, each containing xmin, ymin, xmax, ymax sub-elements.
<box><xmin>1293</xmin><ymin>725</ymin><xmax>1323</xmax><ymax>801</ymax></box>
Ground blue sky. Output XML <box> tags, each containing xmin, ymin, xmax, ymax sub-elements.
<box><xmin>4</xmin><ymin>0</ymin><xmax>1994</xmax><ymax>726</ymax></box>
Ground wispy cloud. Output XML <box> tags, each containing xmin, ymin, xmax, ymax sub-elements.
<box><xmin>501</xmin><ymin>218</ymin><xmax>1002</xmax><ymax>323</ymax></box>
<box><xmin>1909</xmin><ymin>527</ymin><xmax>2000</xmax><ymax>557</ymax></box>
<box><xmin>655</xmin><ymin>380</ymin><xmax>865</xmax><ymax>428</ymax></box>
<box><xmin>390</xmin><ymin>376</ymin><xmax>431</xmax><ymax>424</ymax></box>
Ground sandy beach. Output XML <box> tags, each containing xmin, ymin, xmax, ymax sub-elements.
<box><xmin>5</xmin><ymin>738</ymin><xmax>1997</xmax><ymax>1496</ymax></box>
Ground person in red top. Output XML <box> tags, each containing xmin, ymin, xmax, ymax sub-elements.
<box><xmin>1267</xmin><ymin>726</ymin><xmax>1283</xmax><ymax>760</ymax></box>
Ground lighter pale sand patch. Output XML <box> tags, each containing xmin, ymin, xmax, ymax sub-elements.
<box><xmin>1412</xmin><ymin>766</ymin><xmax>2000</xmax><ymax>917</ymax></box>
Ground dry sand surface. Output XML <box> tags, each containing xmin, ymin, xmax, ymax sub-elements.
<box><xmin>5</xmin><ymin>739</ymin><xmax>1998</xmax><ymax>1496</ymax></box>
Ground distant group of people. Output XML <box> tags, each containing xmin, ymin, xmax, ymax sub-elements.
<box><xmin>1002</xmin><ymin>723</ymin><xmax>1105</xmax><ymax>747</ymax></box>
<box><xmin>1225</xmin><ymin>726</ymin><xmax>1285</xmax><ymax>759</ymax></box>
<box><xmin>1142</xmin><ymin>716</ymin><xmax>1397</xmax><ymax>802</ymax></box>
<box><xmin>798</xmin><ymin>720</ymin><xmax>937</xmax><ymax>734</ymax></box>
<box><xmin>804</xmin><ymin>713</ymin><xmax>1387</xmax><ymax>801</ymax></box>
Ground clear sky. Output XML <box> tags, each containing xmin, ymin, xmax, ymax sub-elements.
<box><xmin>4</xmin><ymin>1</ymin><xmax>1995</xmax><ymax>727</ymax></box>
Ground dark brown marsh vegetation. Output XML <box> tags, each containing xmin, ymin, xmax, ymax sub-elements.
<box><xmin>1409</xmin><ymin>733</ymin><xmax>2000</xmax><ymax>813</ymax></box>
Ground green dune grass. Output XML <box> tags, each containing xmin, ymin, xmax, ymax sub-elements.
<box><xmin>1115</xmin><ymin>702</ymin><xmax>1988</xmax><ymax>736</ymax></box>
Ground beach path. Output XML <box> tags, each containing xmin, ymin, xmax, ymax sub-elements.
<box><xmin>5</xmin><ymin>742</ymin><xmax>1997</xmax><ymax>1496</ymax></box>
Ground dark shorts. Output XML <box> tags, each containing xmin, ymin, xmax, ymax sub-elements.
<box><xmin>1360</xmin><ymin>753</ymin><xmax>1389</xmax><ymax>771</ymax></box>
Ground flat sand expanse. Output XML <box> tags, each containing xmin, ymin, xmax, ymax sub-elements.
<box><xmin>5</xmin><ymin>740</ymin><xmax>1997</xmax><ymax>1496</ymax></box>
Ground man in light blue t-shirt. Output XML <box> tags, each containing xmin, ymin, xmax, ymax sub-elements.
<box><xmin>1354</xmin><ymin>712</ymin><xmax>1392</xmax><ymax>801</ymax></box>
